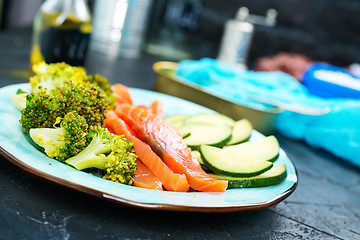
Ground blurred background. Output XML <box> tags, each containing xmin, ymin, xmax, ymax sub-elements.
<box><xmin>1</xmin><ymin>0</ymin><xmax>359</xmax><ymax>68</ymax></box>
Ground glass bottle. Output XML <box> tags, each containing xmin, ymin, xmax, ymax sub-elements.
<box><xmin>30</xmin><ymin>0</ymin><xmax>92</xmax><ymax>67</ymax></box>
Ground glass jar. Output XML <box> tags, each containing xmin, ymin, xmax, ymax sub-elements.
<box><xmin>30</xmin><ymin>0</ymin><xmax>92</xmax><ymax>67</ymax></box>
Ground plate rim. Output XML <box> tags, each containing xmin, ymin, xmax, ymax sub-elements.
<box><xmin>0</xmin><ymin>83</ymin><xmax>298</xmax><ymax>212</ymax></box>
<box><xmin>0</xmin><ymin>146</ymin><xmax>298</xmax><ymax>212</ymax></box>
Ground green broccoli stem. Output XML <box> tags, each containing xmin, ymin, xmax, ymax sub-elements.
<box><xmin>65</xmin><ymin>136</ymin><xmax>111</xmax><ymax>170</ymax></box>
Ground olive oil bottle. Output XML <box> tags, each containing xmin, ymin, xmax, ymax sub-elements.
<box><xmin>30</xmin><ymin>0</ymin><xmax>92</xmax><ymax>67</ymax></box>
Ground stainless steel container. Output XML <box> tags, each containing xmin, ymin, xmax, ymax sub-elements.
<box><xmin>89</xmin><ymin>0</ymin><xmax>152</xmax><ymax>58</ymax></box>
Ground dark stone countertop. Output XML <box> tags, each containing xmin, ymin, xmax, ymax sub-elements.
<box><xmin>0</xmin><ymin>28</ymin><xmax>359</xmax><ymax>240</ymax></box>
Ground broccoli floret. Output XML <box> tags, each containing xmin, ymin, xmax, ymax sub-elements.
<box><xmin>65</xmin><ymin>126</ymin><xmax>138</xmax><ymax>185</ymax></box>
<box><xmin>13</xmin><ymin>62</ymin><xmax>115</xmax><ymax>112</ymax></box>
<box><xmin>20</xmin><ymin>81</ymin><xmax>109</xmax><ymax>131</ymax></box>
<box><xmin>30</xmin><ymin>62</ymin><xmax>87</xmax><ymax>92</ymax></box>
<box><xmin>29</xmin><ymin>111</ymin><xmax>88</xmax><ymax>161</ymax></box>
<box><xmin>86</xmin><ymin>74</ymin><xmax>116</xmax><ymax>109</ymax></box>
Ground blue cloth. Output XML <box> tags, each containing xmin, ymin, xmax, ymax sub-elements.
<box><xmin>176</xmin><ymin>58</ymin><xmax>360</xmax><ymax>167</ymax></box>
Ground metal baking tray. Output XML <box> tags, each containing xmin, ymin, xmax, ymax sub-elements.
<box><xmin>153</xmin><ymin>61</ymin><xmax>282</xmax><ymax>135</ymax></box>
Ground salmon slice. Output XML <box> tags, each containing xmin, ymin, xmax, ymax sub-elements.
<box><xmin>115</xmin><ymin>104</ymin><xmax>228</xmax><ymax>192</ymax></box>
<box><xmin>136</xmin><ymin>100</ymin><xmax>164</xmax><ymax>119</ymax></box>
<box><xmin>105</xmin><ymin>111</ymin><xmax>190</xmax><ymax>192</ymax></box>
<box><xmin>150</xmin><ymin>100</ymin><xmax>164</xmax><ymax>119</ymax></box>
<box><xmin>134</xmin><ymin>160</ymin><xmax>163</xmax><ymax>191</ymax></box>
<box><xmin>112</xmin><ymin>83</ymin><xmax>133</xmax><ymax>105</ymax></box>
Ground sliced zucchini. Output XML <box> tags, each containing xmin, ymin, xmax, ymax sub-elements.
<box><xmin>179</xmin><ymin>123</ymin><xmax>232</xmax><ymax>149</ymax></box>
<box><xmin>191</xmin><ymin>150</ymin><xmax>210</xmax><ymax>171</ymax></box>
<box><xmin>200</xmin><ymin>145</ymin><xmax>273</xmax><ymax>177</ymax></box>
<box><xmin>181</xmin><ymin>132</ymin><xmax>191</xmax><ymax>138</ymax></box>
<box><xmin>226</xmin><ymin>119</ymin><xmax>253</xmax><ymax>145</ymax></box>
<box><xmin>165</xmin><ymin>114</ymin><xmax>188</xmax><ymax>129</ymax></box>
<box><xmin>185</xmin><ymin>113</ymin><xmax>235</xmax><ymax>126</ymax></box>
<box><xmin>223</xmin><ymin>135</ymin><xmax>280</xmax><ymax>162</ymax></box>
<box><xmin>209</xmin><ymin>164</ymin><xmax>287</xmax><ymax>188</ymax></box>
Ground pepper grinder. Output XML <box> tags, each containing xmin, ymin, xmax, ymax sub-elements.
<box><xmin>217</xmin><ymin>7</ymin><xmax>277</xmax><ymax>69</ymax></box>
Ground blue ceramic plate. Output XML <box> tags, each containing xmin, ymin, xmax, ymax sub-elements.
<box><xmin>0</xmin><ymin>83</ymin><xmax>297</xmax><ymax>212</ymax></box>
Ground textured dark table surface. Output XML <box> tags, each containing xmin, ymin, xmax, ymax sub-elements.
<box><xmin>0</xmin><ymin>28</ymin><xmax>359</xmax><ymax>240</ymax></box>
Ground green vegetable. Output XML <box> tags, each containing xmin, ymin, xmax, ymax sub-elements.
<box><xmin>179</xmin><ymin>122</ymin><xmax>232</xmax><ymax>149</ymax></box>
<box><xmin>86</xmin><ymin>74</ymin><xmax>116</xmax><ymax>109</ymax></box>
<box><xmin>30</xmin><ymin>62</ymin><xmax>87</xmax><ymax>92</ymax></box>
<box><xmin>29</xmin><ymin>111</ymin><xmax>89</xmax><ymax>162</ymax></box>
<box><xmin>209</xmin><ymin>164</ymin><xmax>287</xmax><ymax>188</ymax></box>
<box><xmin>223</xmin><ymin>135</ymin><xmax>280</xmax><ymax>162</ymax></box>
<box><xmin>166</xmin><ymin>113</ymin><xmax>253</xmax><ymax>147</ymax></box>
<box><xmin>13</xmin><ymin>62</ymin><xmax>115</xmax><ymax>111</ymax></box>
<box><xmin>191</xmin><ymin>150</ymin><xmax>210</xmax><ymax>171</ymax></box>
<box><xmin>16</xmin><ymin>62</ymin><xmax>137</xmax><ymax>186</ymax></box>
<box><xmin>65</xmin><ymin>126</ymin><xmax>138</xmax><ymax>185</ymax></box>
<box><xmin>226</xmin><ymin>119</ymin><xmax>252</xmax><ymax>145</ymax></box>
<box><xmin>20</xmin><ymin>81</ymin><xmax>109</xmax><ymax>131</ymax></box>
<box><xmin>185</xmin><ymin>113</ymin><xmax>235</xmax><ymax>126</ymax></box>
<box><xmin>29</xmin><ymin>112</ymin><xmax>138</xmax><ymax>185</ymax></box>
<box><xmin>199</xmin><ymin>144</ymin><xmax>273</xmax><ymax>177</ymax></box>
<box><xmin>165</xmin><ymin>114</ymin><xmax>189</xmax><ymax>129</ymax></box>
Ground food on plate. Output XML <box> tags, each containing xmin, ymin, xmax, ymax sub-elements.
<box><xmin>226</xmin><ymin>119</ymin><xmax>253</xmax><ymax>145</ymax></box>
<box><xmin>191</xmin><ymin>150</ymin><xmax>209</xmax><ymax>171</ymax></box>
<box><xmin>29</xmin><ymin>111</ymin><xmax>89</xmax><ymax>161</ymax></box>
<box><xmin>29</xmin><ymin>110</ymin><xmax>138</xmax><ymax>185</ymax></box>
<box><xmin>29</xmin><ymin>61</ymin><xmax>87</xmax><ymax>92</ymax></box>
<box><xmin>199</xmin><ymin>144</ymin><xmax>273</xmax><ymax>177</ymax></box>
<box><xmin>115</xmin><ymin>104</ymin><xmax>228</xmax><ymax>192</ymax></box>
<box><xmin>137</xmin><ymin>100</ymin><xmax>164</xmax><ymax>119</ymax></box>
<box><xmin>133</xmin><ymin>160</ymin><xmax>163</xmax><ymax>190</ymax></box>
<box><xmin>105</xmin><ymin>111</ymin><xmax>190</xmax><ymax>192</ymax></box>
<box><xmin>112</xmin><ymin>83</ymin><xmax>133</xmax><ymax>105</ymax></box>
<box><xmin>166</xmin><ymin>113</ymin><xmax>286</xmax><ymax>187</ymax></box>
<box><xmin>30</xmin><ymin>62</ymin><xmax>114</xmax><ymax>103</ymax></box>
<box><xmin>20</xmin><ymin>80</ymin><xmax>109</xmax><ymax>131</ymax></box>
<box><xmin>209</xmin><ymin>164</ymin><xmax>287</xmax><ymax>188</ymax></box>
<box><xmin>179</xmin><ymin>122</ymin><xmax>233</xmax><ymax>149</ymax></box>
<box><xmin>85</xmin><ymin>74</ymin><xmax>116</xmax><ymax>109</ymax></box>
<box><xmin>17</xmin><ymin>62</ymin><xmax>137</xmax><ymax>186</ymax></box>
<box><xmin>165</xmin><ymin>114</ymin><xmax>188</xmax><ymax>129</ymax></box>
<box><xmin>223</xmin><ymin>135</ymin><xmax>280</xmax><ymax>162</ymax></box>
<box><xmin>11</xmin><ymin>61</ymin><xmax>287</xmax><ymax>192</ymax></box>
<box><xmin>13</xmin><ymin>62</ymin><xmax>115</xmax><ymax>112</ymax></box>
<box><xmin>65</xmin><ymin>126</ymin><xmax>138</xmax><ymax>185</ymax></box>
<box><xmin>166</xmin><ymin>113</ymin><xmax>253</xmax><ymax>147</ymax></box>
<box><xmin>185</xmin><ymin>113</ymin><xmax>235</xmax><ymax>126</ymax></box>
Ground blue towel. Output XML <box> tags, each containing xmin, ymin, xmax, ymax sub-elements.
<box><xmin>176</xmin><ymin>58</ymin><xmax>360</xmax><ymax>167</ymax></box>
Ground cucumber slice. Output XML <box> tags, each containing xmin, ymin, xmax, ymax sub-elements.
<box><xmin>191</xmin><ymin>150</ymin><xmax>210</xmax><ymax>171</ymax></box>
<box><xmin>179</xmin><ymin>123</ymin><xmax>232</xmax><ymax>149</ymax></box>
<box><xmin>185</xmin><ymin>113</ymin><xmax>235</xmax><ymax>126</ymax></box>
<box><xmin>223</xmin><ymin>136</ymin><xmax>280</xmax><ymax>162</ymax></box>
<box><xmin>226</xmin><ymin>119</ymin><xmax>253</xmax><ymax>145</ymax></box>
<box><xmin>165</xmin><ymin>114</ymin><xmax>188</xmax><ymax>129</ymax></box>
<box><xmin>200</xmin><ymin>145</ymin><xmax>273</xmax><ymax>177</ymax></box>
<box><xmin>209</xmin><ymin>164</ymin><xmax>287</xmax><ymax>188</ymax></box>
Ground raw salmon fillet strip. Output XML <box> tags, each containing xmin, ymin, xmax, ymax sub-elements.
<box><xmin>134</xmin><ymin>160</ymin><xmax>163</xmax><ymax>191</ymax></box>
<box><xmin>115</xmin><ymin>104</ymin><xmax>228</xmax><ymax>192</ymax></box>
